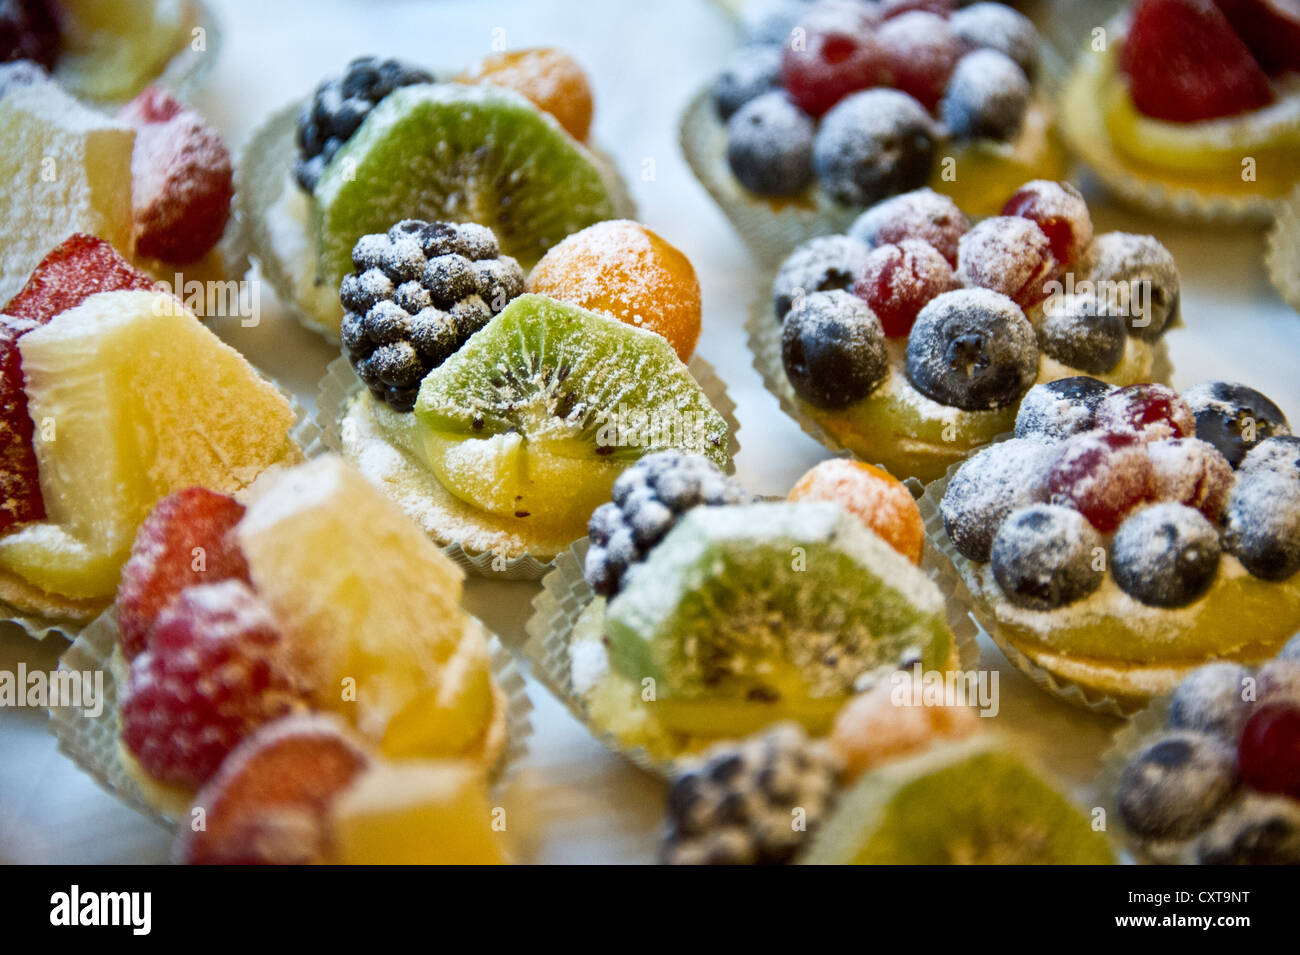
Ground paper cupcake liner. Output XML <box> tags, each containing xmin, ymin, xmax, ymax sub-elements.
<box><xmin>1094</xmin><ymin>695</ymin><xmax>1181</xmax><ymax>864</ymax></box>
<box><xmin>47</xmin><ymin>607</ymin><xmax>533</xmax><ymax>831</ymax></box>
<box><xmin>238</xmin><ymin>96</ymin><xmax>638</xmax><ymax>344</ymax></box>
<box><xmin>313</xmin><ymin>354</ymin><xmax>743</xmax><ymax>581</ymax></box>
<box><xmin>522</xmin><ymin>535</ymin><xmax>980</xmax><ymax>778</ymax></box>
<box><xmin>1266</xmin><ymin>183</ymin><xmax>1300</xmax><ymax>315</ymax></box>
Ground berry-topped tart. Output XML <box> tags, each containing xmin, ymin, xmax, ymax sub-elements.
<box><xmin>922</xmin><ymin>376</ymin><xmax>1300</xmax><ymax>713</ymax></box>
<box><xmin>1062</xmin><ymin>0</ymin><xmax>1300</xmax><ymax>223</ymax></box>
<box><xmin>50</xmin><ymin>455</ymin><xmax>527</xmax><ymax>864</ymax></box>
<box><xmin>1102</xmin><ymin>634</ymin><xmax>1300</xmax><ymax>863</ymax></box>
<box><xmin>0</xmin><ymin>235</ymin><xmax>298</xmax><ymax>637</ymax></box>
<box><xmin>750</xmin><ymin>180</ymin><xmax>1177</xmax><ymax>482</ymax></box>
<box><xmin>1</xmin><ymin>0</ymin><xmax>215</xmax><ymax>104</ymax></box>
<box><xmin>0</xmin><ymin>64</ymin><xmax>241</xmax><ymax>310</ymax></box>
<box><xmin>655</xmin><ymin>676</ymin><xmax>1114</xmax><ymax>864</ymax></box>
<box><xmin>322</xmin><ymin>216</ymin><xmax>736</xmax><ymax>578</ymax></box>
<box><xmin>525</xmin><ymin>452</ymin><xmax>973</xmax><ymax>768</ymax></box>
<box><xmin>240</xmin><ymin>48</ymin><xmax>633</xmax><ymax>340</ymax></box>
<box><xmin>681</xmin><ymin>0</ymin><xmax>1067</xmax><ymax>263</ymax></box>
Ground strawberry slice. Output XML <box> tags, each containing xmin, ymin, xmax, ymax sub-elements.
<box><xmin>1213</xmin><ymin>0</ymin><xmax>1300</xmax><ymax>75</ymax></box>
<box><xmin>0</xmin><ymin>234</ymin><xmax>157</xmax><ymax>532</ymax></box>
<box><xmin>1121</xmin><ymin>0</ymin><xmax>1274</xmax><ymax>122</ymax></box>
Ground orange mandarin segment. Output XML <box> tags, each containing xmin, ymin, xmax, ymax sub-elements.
<box><xmin>526</xmin><ymin>219</ymin><xmax>702</xmax><ymax>362</ymax></box>
<box><xmin>788</xmin><ymin>459</ymin><xmax>924</xmax><ymax>564</ymax></box>
<box><xmin>460</xmin><ymin>47</ymin><xmax>593</xmax><ymax>141</ymax></box>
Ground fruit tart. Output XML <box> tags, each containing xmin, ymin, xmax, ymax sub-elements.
<box><xmin>52</xmin><ymin>455</ymin><xmax>523</xmax><ymax>863</ymax></box>
<box><xmin>240</xmin><ymin>49</ymin><xmax>633</xmax><ymax>340</ymax></box>
<box><xmin>1104</xmin><ymin>635</ymin><xmax>1300</xmax><ymax>864</ymax></box>
<box><xmin>1</xmin><ymin>0</ymin><xmax>215</xmax><ymax>104</ymax></box>
<box><xmin>0</xmin><ymin>235</ymin><xmax>298</xmax><ymax>634</ymax></box>
<box><xmin>1062</xmin><ymin>0</ymin><xmax>1300</xmax><ymax>223</ymax></box>
<box><xmin>924</xmin><ymin>376</ymin><xmax>1300</xmax><ymax>712</ymax></box>
<box><xmin>681</xmin><ymin>0</ymin><xmax>1067</xmax><ymax>263</ymax></box>
<box><xmin>322</xmin><ymin>217</ymin><xmax>735</xmax><ymax>577</ymax></box>
<box><xmin>0</xmin><ymin>65</ymin><xmax>240</xmax><ymax>309</ymax></box>
<box><xmin>525</xmin><ymin>451</ymin><xmax>970</xmax><ymax>767</ymax></box>
<box><xmin>1266</xmin><ymin>182</ymin><xmax>1300</xmax><ymax>313</ymax></box>
<box><xmin>655</xmin><ymin>676</ymin><xmax>1114</xmax><ymax>865</ymax></box>
<box><xmin>750</xmin><ymin>180</ymin><xmax>1177</xmax><ymax>482</ymax></box>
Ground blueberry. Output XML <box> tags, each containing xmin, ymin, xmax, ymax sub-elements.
<box><xmin>906</xmin><ymin>288</ymin><xmax>1038</xmax><ymax>411</ymax></box>
<box><xmin>1111</xmin><ymin>504</ymin><xmax>1222</xmax><ymax>608</ymax></box>
<box><xmin>1195</xmin><ymin>793</ymin><xmax>1300</xmax><ymax>865</ymax></box>
<box><xmin>780</xmin><ymin>290</ymin><xmax>888</xmax><ymax>409</ymax></box>
<box><xmin>1118</xmin><ymin>731</ymin><xmax>1237</xmax><ymax>841</ymax></box>
<box><xmin>1013</xmin><ymin>377</ymin><xmax>1114</xmax><ymax>443</ymax></box>
<box><xmin>1085</xmin><ymin>232</ymin><xmax>1179</xmax><ymax>342</ymax></box>
<box><xmin>726</xmin><ymin>91</ymin><xmax>815</xmax><ymax>197</ymax></box>
<box><xmin>1037</xmin><ymin>292</ymin><xmax>1127</xmax><ymax>375</ymax></box>
<box><xmin>1183</xmin><ymin>381</ymin><xmax>1291</xmax><ymax>469</ymax></box>
<box><xmin>991</xmin><ymin>504</ymin><xmax>1103</xmax><ymax>610</ymax></box>
<box><xmin>940</xmin><ymin>438</ymin><xmax>1051</xmax><ymax>562</ymax></box>
<box><xmin>771</xmin><ymin>235</ymin><xmax>872</xmax><ymax>320</ymax></box>
<box><xmin>713</xmin><ymin>45</ymin><xmax>783</xmax><ymax>120</ymax></box>
<box><xmin>1168</xmin><ymin>663</ymin><xmax>1251</xmax><ymax>740</ymax></box>
<box><xmin>950</xmin><ymin>3</ymin><xmax>1040</xmax><ymax>78</ymax></box>
<box><xmin>940</xmin><ymin>49</ymin><xmax>1030</xmax><ymax>142</ymax></box>
<box><xmin>1226</xmin><ymin>449</ymin><xmax>1300</xmax><ymax>581</ymax></box>
<box><xmin>812</xmin><ymin>89</ymin><xmax>937</xmax><ymax>208</ymax></box>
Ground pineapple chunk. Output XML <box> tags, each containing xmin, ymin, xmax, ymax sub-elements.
<box><xmin>0</xmin><ymin>289</ymin><xmax>296</xmax><ymax>598</ymax></box>
<box><xmin>329</xmin><ymin>761</ymin><xmax>506</xmax><ymax>865</ymax></box>
<box><xmin>0</xmin><ymin>81</ymin><xmax>135</xmax><ymax>303</ymax></box>
<box><xmin>236</xmin><ymin>455</ymin><xmax>498</xmax><ymax>761</ymax></box>
<box><xmin>55</xmin><ymin>0</ymin><xmax>190</xmax><ymax>103</ymax></box>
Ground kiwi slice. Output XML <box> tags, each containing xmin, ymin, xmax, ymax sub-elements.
<box><xmin>803</xmin><ymin>736</ymin><xmax>1116</xmax><ymax>864</ymax></box>
<box><xmin>604</xmin><ymin>500</ymin><xmax>952</xmax><ymax>735</ymax></box>
<box><xmin>313</xmin><ymin>82</ymin><xmax>618</xmax><ymax>287</ymax></box>
<box><xmin>413</xmin><ymin>294</ymin><xmax>729</xmax><ymax>532</ymax></box>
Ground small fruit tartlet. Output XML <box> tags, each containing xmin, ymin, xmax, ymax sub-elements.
<box><xmin>1</xmin><ymin>0</ymin><xmax>214</xmax><ymax>104</ymax></box>
<box><xmin>240</xmin><ymin>49</ymin><xmax>633</xmax><ymax>340</ymax></box>
<box><xmin>326</xmin><ymin>217</ymin><xmax>733</xmax><ymax>574</ymax></box>
<box><xmin>526</xmin><ymin>452</ymin><xmax>968</xmax><ymax>766</ymax></box>
<box><xmin>1267</xmin><ymin>182</ymin><xmax>1300</xmax><ymax>313</ymax></box>
<box><xmin>925</xmin><ymin>376</ymin><xmax>1300</xmax><ymax>712</ymax></box>
<box><xmin>1062</xmin><ymin>0</ymin><xmax>1300</xmax><ymax>222</ymax></box>
<box><xmin>61</xmin><ymin>455</ymin><xmax>518</xmax><ymax>863</ymax></box>
<box><xmin>0</xmin><ymin>235</ymin><xmax>298</xmax><ymax>634</ymax></box>
<box><xmin>1105</xmin><ymin>636</ymin><xmax>1300</xmax><ymax>864</ymax></box>
<box><xmin>751</xmin><ymin>181</ymin><xmax>1177</xmax><ymax>482</ymax></box>
<box><xmin>682</xmin><ymin>0</ymin><xmax>1067</xmax><ymax>262</ymax></box>
<box><xmin>0</xmin><ymin>65</ymin><xmax>239</xmax><ymax>307</ymax></box>
<box><xmin>656</xmin><ymin>676</ymin><xmax>1114</xmax><ymax>865</ymax></box>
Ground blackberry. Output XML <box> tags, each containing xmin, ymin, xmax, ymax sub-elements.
<box><xmin>659</xmin><ymin>723</ymin><xmax>841</xmax><ymax>865</ymax></box>
<box><xmin>583</xmin><ymin>451</ymin><xmax>752</xmax><ymax>597</ymax></box>
<box><xmin>294</xmin><ymin>56</ymin><xmax>434</xmax><ymax>192</ymax></box>
<box><xmin>340</xmin><ymin>220</ymin><xmax>523</xmax><ymax>411</ymax></box>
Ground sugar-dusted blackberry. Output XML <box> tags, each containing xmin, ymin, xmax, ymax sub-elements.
<box><xmin>771</xmin><ymin>234</ymin><xmax>872</xmax><ymax>320</ymax></box>
<box><xmin>941</xmin><ymin>49</ymin><xmax>1030</xmax><ymax>142</ymax></box>
<box><xmin>1196</xmin><ymin>793</ymin><xmax>1300</xmax><ymax>865</ymax></box>
<box><xmin>1117</xmin><ymin>731</ymin><xmax>1237</xmax><ymax>841</ymax></box>
<box><xmin>951</xmin><ymin>2</ymin><xmax>1039</xmax><ymax>78</ymax></box>
<box><xmin>1111</xmin><ymin>503</ymin><xmax>1221</xmax><ymax>608</ymax></box>
<box><xmin>340</xmin><ymin>220</ymin><xmax>523</xmax><ymax>412</ymax></box>
<box><xmin>660</xmin><ymin>723</ymin><xmax>842</xmax><ymax>865</ymax></box>
<box><xmin>991</xmin><ymin>504</ymin><xmax>1104</xmax><ymax>610</ymax></box>
<box><xmin>1168</xmin><ymin>663</ymin><xmax>1252</xmax><ymax>741</ymax></box>
<box><xmin>1084</xmin><ymin>232</ymin><xmax>1180</xmax><ymax>342</ymax></box>
<box><xmin>1183</xmin><ymin>380</ymin><xmax>1291</xmax><ymax>469</ymax></box>
<box><xmin>940</xmin><ymin>438</ymin><xmax>1051</xmax><ymax>562</ymax></box>
<box><xmin>781</xmin><ymin>290</ymin><xmax>889</xmax><ymax>410</ymax></box>
<box><xmin>812</xmin><ymin>88</ymin><xmax>937</xmax><ymax>208</ymax></box>
<box><xmin>713</xmin><ymin>44</ymin><xmax>783</xmax><ymax>120</ymax></box>
<box><xmin>906</xmin><ymin>288</ymin><xmax>1038</xmax><ymax>411</ymax></box>
<box><xmin>1014</xmin><ymin>377</ymin><xmax>1114</xmax><ymax>444</ymax></box>
<box><xmin>1226</xmin><ymin>439</ymin><xmax>1300</xmax><ymax>581</ymax></box>
<box><xmin>726</xmin><ymin>90</ymin><xmax>815</xmax><ymax>197</ymax></box>
<box><xmin>583</xmin><ymin>451</ymin><xmax>751</xmax><ymax>597</ymax></box>
<box><xmin>1037</xmin><ymin>292</ymin><xmax>1126</xmax><ymax>374</ymax></box>
<box><xmin>0</xmin><ymin>0</ymin><xmax>60</xmax><ymax>71</ymax></box>
<box><xmin>294</xmin><ymin>56</ymin><xmax>434</xmax><ymax>191</ymax></box>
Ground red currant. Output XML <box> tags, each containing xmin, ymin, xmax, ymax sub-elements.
<box><xmin>1001</xmin><ymin>180</ymin><xmax>1093</xmax><ymax>267</ymax></box>
<box><xmin>781</xmin><ymin>2</ymin><xmax>886</xmax><ymax>118</ymax></box>
<box><xmin>852</xmin><ymin>238</ymin><xmax>960</xmax><ymax>338</ymax></box>
<box><xmin>1095</xmin><ymin>384</ymin><xmax>1195</xmax><ymax>443</ymax></box>
<box><xmin>1237</xmin><ymin>703</ymin><xmax>1300</xmax><ymax>799</ymax></box>
<box><xmin>1046</xmin><ymin>430</ymin><xmax>1153</xmax><ymax>532</ymax></box>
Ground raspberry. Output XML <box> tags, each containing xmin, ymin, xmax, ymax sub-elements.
<box><xmin>957</xmin><ymin>214</ymin><xmax>1059</xmax><ymax>310</ymax></box>
<box><xmin>1002</xmin><ymin>180</ymin><xmax>1093</xmax><ymax>267</ymax></box>
<box><xmin>1237</xmin><ymin>703</ymin><xmax>1300</xmax><ymax>799</ymax></box>
<box><xmin>780</xmin><ymin>1</ymin><xmax>886</xmax><ymax>118</ymax></box>
<box><xmin>295</xmin><ymin>56</ymin><xmax>434</xmax><ymax>192</ymax></box>
<box><xmin>116</xmin><ymin>488</ymin><xmax>250</xmax><ymax>660</ymax></box>
<box><xmin>1046</xmin><ymin>430</ymin><xmax>1153</xmax><ymax>532</ymax></box>
<box><xmin>120</xmin><ymin>581</ymin><xmax>311</xmax><ymax>790</ymax></box>
<box><xmin>0</xmin><ymin>0</ymin><xmax>60</xmax><ymax>71</ymax></box>
<box><xmin>877</xmin><ymin>11</ymin><xmax>962</xmax><ymax>111</ymax></box>
<box><xmin>851</xmin><ymin>238</ymin><xmax>960</xmax><ymax>338</ymax></box>
<box><xmin>1213</xmin><ymin>0</ymin><xmax>1300</xmax><ymax>76</ymax></box>
<box><xmin>340</xmin><ymin>220</ymin><xmax>523</xmax><ymax>411</ymax></box>
<box><xmin>849</xmin><ymin>187</ymin><xmax>969</xmax><ymax>267</ymax></box>
<box><xmin>1094</xmin><ymin>383</ymin><xmax>1195</xmax><ymax>443</ymax></box>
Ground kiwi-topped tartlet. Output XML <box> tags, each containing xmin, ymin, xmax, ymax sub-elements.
<box><xmin>926</xmin><ymin>377</ymin><xmax>1300</xmax><ymax>713</ymax></box>
<box><xmin>751</xmin><ymin>181</ymin><xmax>1176</xmax><ymax>483</ymax></box>
<box><xmin>240</xmin><ymin>49</ymin><xmax>632</xmax><ymax>340</ymax></box>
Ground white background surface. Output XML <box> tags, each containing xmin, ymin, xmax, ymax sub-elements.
<box><xmin>2</xmin><ymin>0</ymin><xmax>1298</xmax><ymax>864</ymax></box>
